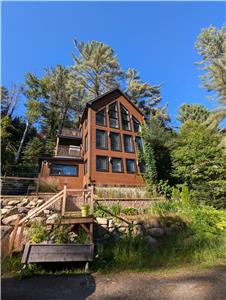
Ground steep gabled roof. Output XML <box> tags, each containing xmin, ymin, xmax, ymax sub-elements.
<box><xmin>80</xmin><ymin>88</ymin><xmax>143</xmax><ymax>123</ymax></box>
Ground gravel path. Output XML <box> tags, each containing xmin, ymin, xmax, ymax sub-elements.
<box><xmin>2</xmin><ymin>266</ymin><xmax>226</xmax><ymax>300</ymax></box>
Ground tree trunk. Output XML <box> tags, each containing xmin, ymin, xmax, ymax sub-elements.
<box><xmin>15</xmin><ymin>120</ymin><xmax>29</xmax><ymax>163</ymax></box>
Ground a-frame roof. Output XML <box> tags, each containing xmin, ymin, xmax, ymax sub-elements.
<box><xmin>80</xmin><ymin>88</ymin><xmax>143</xmax><ymax>122</ymax></box>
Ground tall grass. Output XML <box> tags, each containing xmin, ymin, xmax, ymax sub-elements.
<box><xmin>94</xmin><ymin>184</ymin><xmax>226</xmax><ymax>271</ymax></box>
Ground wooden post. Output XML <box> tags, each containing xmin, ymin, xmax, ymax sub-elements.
<box><xmin>90</xmin><ymin>185</ymin><xmax>94</xmax><ymax>214</ymax></box>
<box><xmin>17</xmin><ymin>222</ymin><xmax>25</xmax><ymax>251</ymax></box>
<box><xmin>9</xmin><ymin>216</ymin><xmax>20</xmax><ymax>256</ymax></box>
<box><xmin>62</xmin><ymin>184</ymin><xmax>67</xmax><ymax>216</ymax></box>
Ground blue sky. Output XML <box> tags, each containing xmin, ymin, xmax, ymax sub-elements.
<box><xmin>2</xmin><ymin>1</ymin><xmax>225</xmax><ymax>127</ymax></box>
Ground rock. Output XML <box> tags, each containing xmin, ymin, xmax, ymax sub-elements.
<box><xmin>44</xmin><ymin>209</ymin><xmax>50</xmax><ymax>215</ymax></box>
<box><xmin>18</xmin><ymin>207</ymin><xmax>29</xmax><ymax>214</ymax></box>
<box><xmin>21</xmin><ymin>198</ymin><xmax>29</xmax><ymax>206</ymax></box>
<box><xmin>109</xmin><ymin>227</ymin><xmax>115</xmax><ymax>233</ymax></box>
<box><xmin>118</xmin><ymin>226</ymin><xmax>126</xmax><ymax>233</ymax></box>
<box><xmin>148</xmin><ymin>228</ymin><xmax>164</xmax><ymax>237</ymax></box>
<box><xmin>148</xmin><ymin>219</ymin><xmax>161</xmax><ymax>228</ymax></box>
<box><xmin>108</xmin><ymin>219</ymin><xmax>114</xmax><ymax>228</ymax></box>
<box><xmin>96</xmin><ymin>217</ymin><xmax>108</xmax><ymax>225</ymax></box>
<box><xmin>164</xmin><ymin>227</ymin><xmax>175</xmax><ymax>236</ymax></box>
<box><xmin>8</xmin><ymin>199</ymin><xmax>21</xmax><ymax>206</ymax></box>
<box><xmin>1</xmin><ymin>208</ymin><xmax>9</xmax><ymax>215</ymax></box>
<box><xmin>32</xmin><ymin>217</ymin><xmax>45</xmax><ymax>223</ymax></box>
<box><xmin>2</xmin><ymin>214</ymin><xmax>19</xmax><ymax>225</ymax></box>
<box><xmin>133</xmin><ymin>220</ymin><xmax>142</xmax><ymax>225</ymax></box>
<box><xmin>133</xmin><ymin>224</ymin><xmax>143</xmax><ymax>236</ymax></box>
<box><xmin>145</xmin><ymin>235</ymin><xmax>158</xmax><ymax>247</ymax></box>
<box><xmin>37</xmin><ymin>199</ymin><xmax>45</xmax><ymax>207</ymax></box>
<box><xmin>4</xmin><ymin>205</ymin><xmax>14</xmax><ymax>210</ymax></box>
<box><xmin>46</xmin><ymin>213</ymin><xmax>59</xmax><ymax>224</ymax></box>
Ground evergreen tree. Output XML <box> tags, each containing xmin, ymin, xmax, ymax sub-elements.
<box><xmin>177</xmin><ymin>104</ymin><xmax>210</xmax><ymax>124</ymax></box>
<box><xmin>195</xmin><ymin>25</ymin><xmax>226</xmax><ymax>127</ymax></box>
<box><xmin>72</xmin><ymin>39</ymin><xmax>124</xmax><ymax>97</ymax></box>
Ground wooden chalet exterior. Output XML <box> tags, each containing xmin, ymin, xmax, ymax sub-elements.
<box><xmin>39</xmin><ymin>88</ymin><xmax>145</xmax><ymax>189</ymax></box>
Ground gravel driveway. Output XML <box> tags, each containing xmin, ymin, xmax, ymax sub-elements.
<box><xmin>2</xmin><ymin>266</ymin><xmax>226</xmax><ymax>300</ymax></box>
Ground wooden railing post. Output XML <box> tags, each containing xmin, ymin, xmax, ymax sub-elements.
<box><xmin>62</xmin><ymin>184</ymin><xmax>67</xmax><ymax>216</ymax></box>
<box><xmin>90</xmin><ymin>185</ymin><xmax>94</xmax><ymax>214</ymax></box>
<box><xmin>9</xmin><ymin>216</ymin><xmax>20</xmax><ymax>256</ymax></box>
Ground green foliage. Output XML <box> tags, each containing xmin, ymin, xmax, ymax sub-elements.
<box><xmin>93</xmin><ymin>203</ymin><xmax>109</xmax><ymax>217</ymax></box>
<box><xmin>195</xmin><ymin>25</ymin><xmax>226</xmax><ymax>105</ymax></box>
<box><xmin>53</xmin><ymin>225</ymin><xmax>71</xmax><ymax>244</ymax></box>
<box><xmin>177</xmin><ymin>104</ymin><xmax>210</xmax><ymax>124</ymax></box>
<box><xmin>122</xmin><ymin>207</ymin><xmax>138</xmax><ymax>216</ymax></box>
<box><xmin>172</xmin><ymin>121</ymin><xmax>226</xmax><ymax>207</ymax></box>
<box><xmin>22</xmin><ymin>137</ymin><xmax>42</xmax><ymax>165</ymax></box>
<box><xmin>111</xmin><ymin>203</ymin><xmax>122</xmax><ymax>216</ymax></box>
<box><xmin>96</xmin><ymin>185</ymin><xmax>226</xmax><ymax>272</ymax></box>
<box><xmin>28</xmin><ymin>222</ymin><xmax>48</xmax><ymax>244</ymax></box>
<box><xmin>156</xmin><ymin>180</ymin><xmax>172</xmax><ymax>199</ymax></box>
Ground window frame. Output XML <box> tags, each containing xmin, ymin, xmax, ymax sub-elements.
<box><xmin>111</xmin><ymin>157</ymin><xmax>124</xmax><ymax>173</ymax></box>
<box><xmin>108</xmin><ymin>101</ymin><xmax>120</xmax><ymax>129</ymax></box>
<box><xmin>84</xmin><ymin>134</ymin><xmax>88</xmax><ymax>153</ymax></box>
<box><xmin>132</xmin><ymin>117</ymin><xmax>141</xmax><ymax>133</ymax></box>
<box><xmin>84</xmin><ymin>159</ymin><xmax>88</xmax><ymax>175</ymax></box>
<box><xmin>120</xmin><ymin>104</ymin><xmax>131</xmax><ymax>131</ymax></box>
<box><xmin>96</xmin><ymin>108</ymin><xmax>107</xmax><ymax>127</ymax></box>
<box><xmin>50</xmin><ymin>163</ymin><xmax>79</xmax><ymax>177</ymax></box>
<box><xmin>125</xmin><ymin>159</ymin><xmax>137</xmax><ymax>174</ymax></box>
<box><xmin>96</xmin><ymin>155</ymin><xmax>109</xmax><ymax>172</ymax></box>
<box><xmin>110</xmin><ymin>132</ymin><xmax>122</xmax><ymax>152</ymax></box>
<box><xmin>96</xmin><ymin>129</ymin><xmax>108</xmax><ymax>150</ymax></box>
<box><xmin>135</xmin><ymin>136</ymin><xmax>143</xmax><ymax>152</ymax></box>
<box><xmin>123</xmin><ymin>134</ymin><xmax>135</xmax><ymax>153</ymax></box>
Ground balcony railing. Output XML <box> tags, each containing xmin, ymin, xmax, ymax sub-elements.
<box><xmin>55</xmin><ymin>145</ymin><xmax>82</xmax><ymax>158</ymax></box>
<box><xmin>59</xmin><ymin>128</ymin><xmax>81</xmax><ymax>138</ymax></box>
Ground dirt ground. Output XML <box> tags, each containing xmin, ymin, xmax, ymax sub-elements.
<box><xmin>1</xmin><ymin>266</ymin><xmax>226</xmax><ymax>300</ymax></box>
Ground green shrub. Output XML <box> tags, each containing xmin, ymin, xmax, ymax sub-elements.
<box><xmin>28</xmin><ymin>222</ymin><xmax>48</xmax><ymax>244</ymax></box>
<box><xmin>53</xmin><ymin>225</ymin><xmax>71</xmax><ymax>244</ymax></box>
<box><xmin>122</xmin><ymin>207</ymin><xmax>138</xmax><ymax>215</ymax></box>
<box><xmin>93</xmin><ymin>203</ymin><xmax>109</xmax><ymax>217</ymax></box>
<box><xmin>111</xmin><ymin>203</ymin><xmax>122</xmax><ymax>216</ymax></box>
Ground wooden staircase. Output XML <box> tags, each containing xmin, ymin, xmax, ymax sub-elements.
<box><xmin>9</xmin><ymin>185</ymin><xmax>94</xmax><ymax>256</ymax></box>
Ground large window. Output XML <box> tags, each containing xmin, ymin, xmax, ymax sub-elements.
<box><xmin>133</xmin><ymin>117</ymin><xmax>140</xmax><ymax>132</ymax></box>
<box><xmin>96</xmin><ymin>156</ymin><xmax>109</xmax><ymax>172</ymax></box>
<box><xmin>84</xmin><ymin>134</ymin><xmax>88</xmax><ymax>153</ymax></box>
<box><xmin>96</xmin><ymin>130</ymin><xmax>108</xmax><ymax>149</ymax></box>
<box><xmin>111</xmin><ymin>158</ymin><xmax>123</xmax><ymax>173</ymax></box>
<box><xmin>123</xmin><ymin>134</ymin><xmax>134</xmax><ymax>153</ymax></box>
<box><xmin>139</xmin><ymin>161</ymin><xmax>145</xmax><ymax>173</ymax></box>
<box><xmin>96</xmin><ymin>108</ymin><xmax>106</xmax><ymax>126</ymax></box>
<box><xmin>50</xmin><ymin>164</ymin><xmax>78</xmax><ymax>176</ymax></box>
<box><xmin>121</xmin><ymin>105</ymin><xmax>131</xmax><ymax>131</ymax></box>
<box><xmin>109</xmin><ymin>102</ymin><xmax>119</xmax><ymax>128</ymax></box>
<box><xmin>126</xmin><ymin>159</ymin><xmax>136</xmax><ymax>173</ymax></box>
<box><xmin>135</xmin><ymin>136</ymin><xmax>143</xmax><ymax>151</ymax></box>
<box><xmin>110</xmin><ymin>132</ymin><xmax>121</xmax><ymax>151</ymax></box>
<box><xmin>84</xmin><ymin>160</ymin><xmax>88</xmax><ymax>175</ymax></box>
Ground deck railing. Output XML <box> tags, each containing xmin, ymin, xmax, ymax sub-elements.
<box><xmin>60</xmin><ymin>128</ymin><xmax>81</xmax><ymax>138</ymax></box>
<box><xmin>55</xmin><ymin>145</ymin><xmax>82</xmax><ymax>158</ymax></box>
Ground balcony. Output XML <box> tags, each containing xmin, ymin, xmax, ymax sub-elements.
<box><xmin>59</xmin><ymin>128</ymin><xmax>82</xmax><ymax>139</ymax></box>
<box><xmin>55</xmin><ymin>145</ymin><xmax>83</xmax><ymax>158</ymax></box>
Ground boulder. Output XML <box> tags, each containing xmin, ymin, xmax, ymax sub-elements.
<box><xmin>96</xmin><ymin>217</ymin><xmax>108</xmax><ymax>226</ymax></box>
<box><xmin>18</xmin><ymin>207</ymin><xmax>29</xmax><ymax>214</ymax></box>
<box><xmin>148</xmin><ymin>227</ymin><xmax>164</xmax><ymax>238</ymax></box>
<box><xmin>108</xmin><ymin>219</ymin><xmax>114</xmax><ymax>228</ymax></box>
<box><xmin>37</xmin><ymin>199</ymin><xmax>45</xmax><ymax>207</ymax></box>
<box><xmin>8</xmin><ymin>199</ymin><xmax>21</xmax><ymax>206</ymax></box>
<box><xmin>32</xmin><ymin>217</ymin><xmax>45</xmax><ymax>223</ymax></box>
<box><xmin>145</xmin><ymin>235</ymin><xmax>158</xmax><ymax>247</ymax></box>
<box><xmin>164</xmin><ymin>227</ymin><xmax>175</xmax><ymax>236</ymax></box>
<box><xmin>2</xmin><ymin>214</ymin><xmax>19</xmax><ymax>225</ymax></box>
<box><xmin>21</xmin><ymin>198</ymin><xmax>29</xmax><ymax>206</ymax></box>
<box><xmin>118</xmin><ymin>226</ymin><xmax>127</xmax><ymax>233</ymax></box>
<box><xmin>46</xmin><ymin>213</ymin><xmax>59</xmax><ymax>224</ymax></box>
<box><xmin>1</xmin><ymin>208</ymin><xmax>10</xmax><ymax>216</ymax></box>
<box><xmin>148</xmin><ymin>219</ymin><xmax>161</xmax><ymax>228</ymax></box>
<box><xmin>133</xmin><ymin>224</ymin><xmax>143</xmax><ymax>236</ymax></box>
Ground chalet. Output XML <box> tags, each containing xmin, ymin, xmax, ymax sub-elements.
<box><xmin>39</xmin><ymin>88</ymin><xmax>145</xmax><ymax>189</ymax></box>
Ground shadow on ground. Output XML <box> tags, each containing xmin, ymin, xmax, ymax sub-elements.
<box><xmin>1</xmin><ymin>266</ymin><xmax>226</xmax><ymax>300</ymax></box>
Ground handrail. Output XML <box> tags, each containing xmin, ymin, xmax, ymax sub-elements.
<box><xmin>19</xmin><ymin>190</ymin><xmax>64</xmax><ymax>225</ymax></box>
